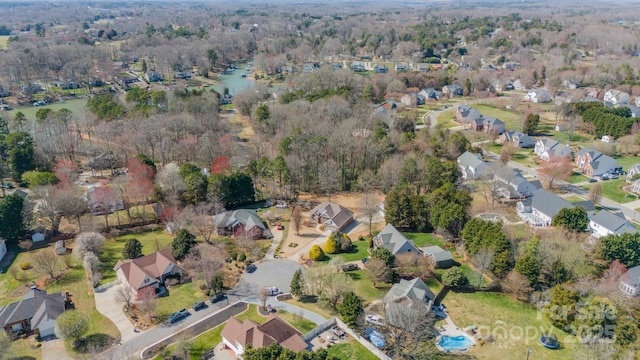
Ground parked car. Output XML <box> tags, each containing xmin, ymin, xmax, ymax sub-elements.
<box><xmin>610</xmin><ymin>174</ymin><xmax>619</xmax><ymax>179</ymax></box>
<box><xmin>331</xmin><ymin>326</ymin><xmax>346</xmax><ymax>338</ymax></box>
<box><xmin>342</xmin><ymin>263</ymin><xmax>359</xmax><ymax>272</ymax></box>
<box><xmin>210</xmin><ymin>293</ymin><xmax>226</xmax><ymax>303</ymax></box>
<box><xmin>276</xmin><ymin>223</ymin><xmax>284</xmax><ymax>230</ymax></box>
<box><xmin>0</xmin><ymin>104</ymin><xmax>11</xmax><ymax>111</ymax></box>
<box><xmin>264</xmin><ymin>286</ymin><xmax>281</xmax><ymax>296</ymax></box>
<box><xmin>33</xmin><ymin>100</ymin><xmax>46</xmax><ymax>107</ymax></box>
<box><xmin>168</xmin><ymin>309</ymin><xmax>189</xmax><ymax>323</ymax></box>
<box><xmin>245</xmin><ymin>264</ymin><xmax>257</xmax><ymax>273</ymax></box>
<box><xmin>365</xmin><ymin>314</ymin><xmax>385</xmax><ymax>326</ymax></box>
<box><xmin>588</xmin><ymin>178</ymin><xmax>598</xmax><ymax>183</ymax></box>
<box><xmin>192</xmin><ymin>301</ymin><xmax>206</xmax><ymax>311</ymax></box>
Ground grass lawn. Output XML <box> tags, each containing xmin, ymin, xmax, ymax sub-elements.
<box><xmin>443</xmin><ymin>291</ymin><xmax>580</xmax><ymax>360</ymax></box>
<box><xmin>551</xmin><ymin>131</ymin><xmax>592</xmax><ymax>144</ymax></box>
<box><xmin>566</xmin><ymin>172</ymin><xmax>589</xmax><ymax>184</ymax></box>
<box><xmin>7</xmin><ymin>98</ymin><xmax>89</xmax><ymax>120</ymax></box>
<box><xmin>99</xmin><ymin>228</ymin><xmax>175</xmax><ymax>284</ymax></box>
<box><xmin>598</xmin><ymin>178</ymin><xmax>638</xmax><ymax>203</ymax></box>
<box><xmin>327</xmin><ymin>342</ymin><xmax>380</xmax><ymax>360</ymax></box>
<box><xmin>403</xmin><ymin>232</ymin><xmax>443</xmax><ymax>247</ymax></box>
<box><xmin>0</xmin><ymin>35</ymin><xmax>10</xmax><ymax>50</ymax></box>
<box><xmin>614</xmin><ymin>155</ymin><xmax>640</xmax><ymax>170</ymax></box>
<box><xmin>96</xmin><ymin>204</ymin><xmax>158</xmax><ymax>228</ymax></box>
<box><xmin>319</xmin><ymin>240</ymin><xmax>370</xmax><ymax>263</ymax></box>
<box><xmin>344</xmin><ymin>270</ymin><xmax>391</xmax><ymax>305</ymax></box>
<box><xmin>471</xmin><ymin>104</ymin><xmax>521</xmax><ymax>129</ymax></box>
<box><xmin>7</xmin><ymin>337</ymin><xmax>41</xmax><ymax>360</ymax></box>
<box><xmin>436</xmin><ymin>108</ymin><xmax>459</xmax><ymax>128</ymax></box>
<box><xmin>155</xmin><ymin>282</ymin><xmax>203</xmax><ymax>321</ymax></box>
<box><xmin>564</xmin><ymin>195</ymin><xmax>586</xmax><ymax>203</ymax></box>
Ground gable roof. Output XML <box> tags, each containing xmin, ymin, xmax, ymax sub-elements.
<box><xmin>309</xmin><ymin>202</ymin><xmax>354</xmax><ymax>230</ymax></box>
<box><xmin>374</xmin><ymin>224</ymin><xmax>419</xmax><ymax>255</ymax></box>
<box><xmin>213</xmin><ymin>209</ymin><xmax>267</xmax><ymax>231</ymax></box>
<box><xmin>0</xmin><ymin>288</ymin><xmax>66</xmax><ymax>330</ymax></box>
<box><xmin>421</xmin><ymin>246</ymin><xmax>453</xmax><ymax>262</ymax></box>
<box><xmin>457</xmin><ymin>151</ymin><xmax>488</xmax><ymax>175</ymax></box>
<box><xmin>623</xmin><ymin>265</ymin><xmax>640</xmax><ymax>287</ymax></box>
<box><xmin>591</xmin><ymin>210</ymin><xmax>636</xmax><ymax>235</ymax></box>
<box><xmin>531</xmin><ymin>189</ymin><xmax>573</xmax><ymax>219</ymax></box>
<box><xmin>114</xmin><ymin>248</ymin><xmax>179</xmax><ymax>290</ymax></box>
<box><xmin>221</xmin><ymin>314</ymin><xmax>307</xmax><ymax>352</ymax></box>
<box><xmin>383</xmin><ymin>277</ymin><xmax>435</xmax><ymax>306</ymax></box>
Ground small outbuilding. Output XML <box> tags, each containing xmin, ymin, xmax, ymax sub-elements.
<box><xmin>421</xmin><ymin>246</ymin><xmax>454</xmax><ymax>269</ymax></box>
<box><xmin>55</xmin><ymin>240</ymin><xmax>66</xmax><ymax>255</ymax></box>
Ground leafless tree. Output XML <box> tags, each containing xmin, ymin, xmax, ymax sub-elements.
<box><xmin>329</xmin><ymin>256</ymin><xmax>345</xmax><ymax>273</ymax></box>
<box><xmin>114</xmin><ymin>284</ymin><xmax>134</xmax><ymax>310</ymax></box>
<box><xmin>499</xmin><ymin>142</ymin><xmax>516</xmax><ymax>165</ymax></box>
<box><xmin>179</xmin><ymin>203</ymin><xmax>218</xmax><ymax>243</ymax></box>
<box><xmin>291</xmin><ymin>206</ymin><xmax>303</xmax><ymax>235</ymax></box>
<box><xmin>472</xmin><ymin>249</ymin><xmax>495</xmax><ymax>288</ymax></box>
<box><xmin>537</xmin><ymin>156</ymin><xmax>573</xmax><ymax>190</ymax></box>
<box><xmin>74</xmin><ymin>232</ymin><xmax>106</xmax><ymax>260</ymax></box>
<box><xmin>155</xmin><ymin>163</ymin><xmax>185</xmax><ymax>206</ymax></box>
<box><xmin>588</xmin><ymin>183</ymin><xmax>602</xmax><ymax>204</ymax></box>
<box><xmin>302</xmin><ymin>264</ymin><xmax>352</xmax><ymax>310</ymax></box>
<box><xmin>260</xmin><ymin>288</ymin><xmax>269</xmax><ymax>311</ymax></box>
<box><xmin>379</xmin><ymin>298</ymin><xmax>436</xmax><ymax>359</ymax></box>
<box><xmin>137</xmin><ymin>287</ymin><xmax>158</xmax><ymax>322</ymax></box>
<box><xmin>173</xmin><ymin>330</ymin><xmax>193</xmax><ymax>360</ymax></box>
<box><xmin>365</xmin><ymin>258</ymin><xmax>392</xmax><ymax>288</ymax></box>
<box><xmin>319</xmin><ymin>159</ymin><xmax>340</xmax><ymax>202</ymax></box>
<box><xmin>182</xmin><ymin>243</ymin><xmax>228</xmax><ymax>292</ymax></box>
<box><xmin>34</xmin><ymin>249</ymin><xmax>59</xmax><ymax>280</ymax></box>
<box><xmin>83</xmin><ymin>251</ymin><xmax>103</xmax><ymax>287</ymax></box>
<box><xmin>597</xmin><ymin>260</ymin><xmax>626</xmax><ymax>298</ymax></box>
<box><xmin>361</xmin><ymin>192</ymin><xmax>378</xmax><ymax>236</ymax></box>
<box><xmin>500</xmin><ymin>271</ymin><xmax>532</xmax><ymax>301</ymax></box>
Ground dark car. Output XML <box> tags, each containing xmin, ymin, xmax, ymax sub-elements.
<box><xmin>168</xmin><ymin>309</ymin><xmax>189</xmax><ymax>323</ymax></box>
<box><xmin>210</xmin><ymin>293</ymin><xmax>226</xmax><ymax>303</ymax></box>
<box><xmin>245</xmin><ymin>264</ymin><xmax>257</xmax><ymax>273</ymax></box>
<box><xmin>192</xmin><ymin>301</ymin><xmax>206</xmax><ymax>311</ymax></box>
<box><xmin>342</xmin><ymin>263</ymin><xmax>359</xmax><ymax>272</ymax></box>
<box><xmin>588</xmin><ymin>178</ymin><xmax>598</xmax><ymax>183</ymax></box>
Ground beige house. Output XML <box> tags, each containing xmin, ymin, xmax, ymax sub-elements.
<box><xmin>114</xmin><ymin>249</ymin><xmax>182</xmax><ymax>297</ymax></box>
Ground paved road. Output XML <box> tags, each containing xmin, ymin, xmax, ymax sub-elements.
<box><xmin>230</xmin><ymin>259</ymin><xmax>302</xmax><ymax>297</ymax></box>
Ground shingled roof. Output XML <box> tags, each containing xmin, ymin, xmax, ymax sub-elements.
<box><xmin>309</xmin><ymin>202</ymin><xmax>355</xmax><ymax>231</ymax></box>
<box><xmin>114</xmin><ymin>248</ymin><xmax>180</xmax><ymax>291</ymax></box>
<box><xmin>221</xmin><ymin>314</ymin><xmax>307</xmax><ymax>353</ymax></box>
<box><xmin>0</xmin><ymin>288</ymin><xmax>67</xmax><ymax>332</ymax></box>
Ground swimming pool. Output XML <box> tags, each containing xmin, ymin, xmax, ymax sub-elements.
<box><xmin>439</xmin><ymin>335</ymin><xmax>473</xmax><ymax>351</ymax></box>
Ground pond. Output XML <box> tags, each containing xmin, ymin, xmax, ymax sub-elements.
<box><xmin>214</xmin><ymin>63</ymin><xmax>255</xmax><ymax>96</ymax></box>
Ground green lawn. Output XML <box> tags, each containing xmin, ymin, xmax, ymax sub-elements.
<box><xmin>344</xmin><ymin>270</ymin><xmax>391</xmax><ymax>305</ymax></box>
<box><xmin>6</xmin><ymin>98</ymin><xmax>88</xmax><ymax>120</ymax></box>
<box><xmin>471</xmin><ymin>104</ymin><xmax>521</xmax><ymax>129</ymax></box>
<box><xmin>435</xmin><ymin>108</ymin><xmax>459</xmax><ymax>128</ymax></box>
<box><xmin>100</xmin><ymin>228</ymin><xmax>175</xmax><ymax>284</ymax></box>
<box><xmin>614</xmin><ymin>155</ymin><xmax>640</xmax><ymax>170</ymax></box>
<box><xmin>551</xmin><ymin>131</ymin><xmax>592</xmax><ymax>144</ymax></box>
<box><xmin>7</xmin><ymin>337</ymin><xmax>41</xmax><ymax>360</ymax></box>
<box><xmin>327</xmin><ymin>342</ymin><xmax>380</xmax><ymax>360</ymax></box>
<box><xmin>319</xmin><ymin>240</ymin><xmax>370</xmax><ymax>263</ymax></box>
<box><xmin>0</xmin><ymin>35</ymin><xmax>9</xmax><ymax>50</ymax></box>
<box><xmin>564</xmin><ymin>195</ymin><xmax>586</xmax><ymax>203</ymax></box>
<box><xmin>443</xmin><ymin>291</ymin><xmax>580</xmax><ymax>360</ymax></box>
<box><xmin>155</xmin><ymin>282</ymin><xmax>202</xmax><ymax>320</ymax></box>
<box><xmin>598</xmin><ymin>178</ymin><xmax>638</xmax><ymax>203</ymax></box>
<box><xmin>403</xmin><ymin>232</ymin><xmax>442</xmax><ymax>247</ymax></box>
<box><xmin>566</xmin><ymin>172</ymin><xmax>589</xmax><ymax>184</ymax></box>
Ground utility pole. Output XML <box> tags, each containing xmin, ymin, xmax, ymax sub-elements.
<box><xmin>526</xmin><ymin>348</ymin><xmax>532</xmax><ymax>360</ymax></box>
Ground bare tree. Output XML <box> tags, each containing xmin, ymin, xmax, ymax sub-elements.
<box><xmin>319</xmin><ymin>159</ymin><xmax>340</xmax><ymax>202</ymax></box>
<box><xmin>365</xmin><ymin>258</ymin><xmax>392</xmax><ymax>288</ymax></box>
<box><xmin>500</xmin><ymin>271</ymin><xmax>532</xmax><ymax>301</ymax></box>
<box><xmin>537</xmin><ymin>156</ymin><xmax>573</xmax><ymax>190</ymax></box>
<box><xmin>380</xmin><ymin>299</ymin><xmax>436</xmax><ymax>359</ymax></box>
<box><xmin>362</xmin><ymin>192</ymin><xmax>378</xmax><ymax>236</ymax></box>
<box><xmin>476</xmin><ymin>175</ymin><xmax>501</xmax><ymax>209</ymax></box>
<box><xmin>182</xmin><ymin>243</ymin><xmax>227</xmax><ymax>292</ymax></box>
<box><xmin>499</xmin><ymin>142</ymin><xmax>516</xmax><ymax>165</ymax></box>
<box><xmin>34</xmin><ymin>249</ymin><xmax>59</xmax><ymax>280</ymax></box>
<box><xmin>173</xmin><ymin>331</ymin><xmax>193</xmax><ymax>360</ymax></box>
<box><xmin>291</xmin><ymin>206</ymin><xmax>303</xmax><ymax>235</ymax></box>
<box><xmin>597</xmin><ymin>260</ymin><xmax>626</xmax><ymax>297</ymax></box>
<box><xmin>472</xmin><ymin>249</ymin><xmax>494</xmax><ymax>288</ymax></box>
<box><xmin>74</xmin><ymin>232</ymin><xmax>106</xmax><ymax>260</ymax></box>
<box><xmin>179</xmin><ymin>203</ymin><xmax>218</xmax><ymax>243</ymax></box>
<box><xmin>137</xmin><ymin>287</ymin><xmax>158</xmax><ymax>322</ymax></box>
<box><xmin>260</xmin><ymin>288</ymin><xmax>269</xmax><ymax>311</ymax></box>
<box><xmin>588</xmin><ymin>183</ymin><xmax>602</xmax><ymax>204</ymax></box>
<box><xmin>302</xmin><ymin>264</ymin><xmax>352</xmax><ymax>310</ymax></box>
<box><xmin>114</xmin><ymin>284</ymin><xmax>134</xmax><ymax>310</ymax></box>
<box><xmin>329</xmin><ymin>256</ymin><xmax>345</xmax><ymax>273</ymax></box>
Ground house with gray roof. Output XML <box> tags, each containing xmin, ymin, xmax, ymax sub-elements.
<box><xmin>421</xmin><ymin>246</ymin><xmax>454</xmax><ymax>269</ymax></box>
<box><xmin>524</xmin><ymin>89</ymin><xmax>552</xmax><ymax>103</ymax></box>
<box><xmin>620</xmin><ymin>265</ymin><xmax>640</xmax><ymax>297</ymax></box>
<box><xmin>455</xmin><ymin>106</ymin><xmax>482</xmax><ymax>124</ymax></box>
<box><xmin>0</xmin><ymin>288</ymin><xmax>70</xmax><ymax>337</ymax></box>
<box><xmin>575</xmin><ymin>148</ymin><xmax>622</xmax><ymax>177</ymax></box>
<box><xmin>373</xmin><ymin>224</ymin><xmax>419</xmax><ymax>256</ymax></box>
<box><xmin>534</xmin><ymin>138</ymin><xmax>573</xmax><ymax>162</ymax></box>
<box><xmin>528</xmin><ymin>188</ymin><xmax>573</xmax><ymax>226</ymax></box>
<box><xmin>604</xmin><ymin>89</ymin><xmax>630</xmax><ymax>105</ymax></box>
<box><xmin>309</xmin><ymin>202</ymin><xmax>355</xmax><ymax>231</ymax></box>
<box><xmin>498</xmin><ymin>130</ymin><xmax>535</xmax><ymax>148</ymax></box>
<box><xmin>383</xmin><ymin>278</ymin><xmax>435</xmax><ymax>328</ymax></box>
<box><xmin>418</xmin><ymin>88</ymin><xmax>441</xmax><ymax>101</ymax></box>
<box><xmin>482</xmin><ymin>116</ymin><xmax>505</xmax><ymax>135</ymax></box>
<box><xmin>213</xmin><ymin>209</ymin><xmax>271</xmax><ymax>240</ymax></box>
<box><xmin>442</xmin><ymin>84</ymin><xmax>463</xmax><ymax>97</ymax></box>
<box><xmin>492</xmin><ymin>164</ymin><xmax>537</xmax><ymax>199</ymax></box>
<box><xmin>457</xmin><ymin>151</ymin><xmax>490</xmax><ymax>180</ymax></box>
<box><xmin>589</xmin><ymin>211</ymin><xmax>636</xmax><ymax>239</ymax></box>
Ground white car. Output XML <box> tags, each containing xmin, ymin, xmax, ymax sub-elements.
<box><xmin>365</xmin><ymin>314</ymin><xmax>385</xmax><ymax>326</ymax></box>
<box><xmin>264</xmin><ymin>286</ymin><xmax>281</xmax><ymax>296</ymax></box>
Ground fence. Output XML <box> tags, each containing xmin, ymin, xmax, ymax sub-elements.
<box><xmin>334</xmin><ymin>317</ymin><xmax>392</xmax><ymax>360</ymax></box>
<box><xmin>301</xmin><ymin>317</ymin><xmax>336</xmax><ymax>342</ymax></box>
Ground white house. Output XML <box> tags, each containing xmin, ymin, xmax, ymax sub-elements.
<box><xmin>604</xmin><ymin>90</ymin><xmax>630</xmax><ymax>105</ymax></box>
<box><xmin>534</xmin><ymin>139</ymin><xmax>572</xmax><ymax>162</ymax></box>
<box><xmin>457</xmin><ymin>151</ymin><xmax>490</xmax><ymax>180</ymax></box>
<box><xmin>620</xmin><ymin>265</ymin><xmax>640</xmax><ymax>297</ymax></box>
<box><xmin>0</xmin><ymin>239</ymin><xmax>6</xmax><ymax>263</ymax></box>
<box><xmin>589</xmin><ymin>211</ymin><xmax>636</xmax><ymax>239</ymax></box>
<box><xmin>518</xmin><ymin>189</ymin><xmax>573</xmax><ymax>226</ymax></box>
<box><xmin>524</xmin><ymin>89</ymin><xmax>552</xmax><ymax>103</ymax></box>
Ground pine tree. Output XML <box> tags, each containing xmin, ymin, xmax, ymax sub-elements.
<box><xmin>122</xmin><ymin>238</ymin><xmax>143</xmax><ymax>259</ymax></box>
<box><xmin>339</xmin><ymin>292</ymin><xmax>364</xmax><ymax>328</ymax></box>
<box><xmin>290</xmin><ymin>269</ymin><xmax>304</xmax><ymax>297</ymax></box>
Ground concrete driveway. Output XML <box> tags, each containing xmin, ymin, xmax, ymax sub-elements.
<box><xmin>230</xmin><ymin>259</ymin><xmax>301</xmax><ymax>298</ymax></box>
<box><xmin>41</xmin><ymin>338</ymin><xmax>73</xmax><ymax>360</ymax></box>
<box><xmin>94</xmin><ymin>283</ymin><xmax>142</xmax><ymax>343</ymax></box>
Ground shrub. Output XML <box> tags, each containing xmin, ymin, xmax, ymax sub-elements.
<box><xmin>309</xmin><ymin>244</ymin><xmax>325</xmax><ymax>261</ymax></box>
<box><xmin>20</xmin><ymin>262</ymin><xmax>31</xmax><ymax>270</ymax></box>
<box><xmin>442</xmin><ymin>267</ymin><xmax>469</xmax><ymax>288</ymax></box>
<box><xmin>237</xmin><ymin>253</ymin><xmax>247</xmax><ymax>261</ymax></box>
<box><xmin>324</xmin><ymin>236</ymin><xmax>339</xmax><ymax>254</ymax></box>
<box><xmin>35</xmin><ymin>342</ymin><xmax>41</xmax><ymax>348</ymax></box>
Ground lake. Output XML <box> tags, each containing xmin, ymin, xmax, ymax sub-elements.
<box><xmin>214</xmin><ymin>63</ymin><xmax>255</xmax><ymax>96</ymax></box>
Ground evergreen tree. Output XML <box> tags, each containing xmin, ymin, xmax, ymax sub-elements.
<box><xmin>442</xmin><ymin>267</ymin><xmax>468</xmax><ymax>288</ymax></box>
<box><xmin>339</xmin><ymin>292</ymin><xmax>364</xmax><ymax>328</ymax></box>
<box><xmin>290</xmin><ymin>269</ymin><xmax>304</xmax><ymax>297</ymax></box>
<box><xmin>172</xmin><ymin>229</ymin><xmax>197</xmax><ymax>260</ymax></box>
<box><xmin>324</xmin><ymin>234</ymin><xmax>339</xmax><ymax>254</ymax></box>
<box><xmin>309</xmin><ymin>244</ymin><xmax>324</xmax><ymax>261</ymax></box>
<box><xmin>371</xmin><ymin>247</ymin><xmax>395</xmax><ymax>268</ymax></box>
<box><xmin>0</xmin><ymin>194</ymin><xmax>24</xmax><ymax>242</ymax></box>
<box><xmin>552</xmin><ymin>207</ymin><xmax>588</xmax><ymax>232</ymax></box>
<box><xmin>522</xmin><ymin>113</ymin><xmax>540</xmax><ymax>135</ymax></box>
<box><xmin>122</xmin><ymin>238</ymin><xmax>143</xmax><ymax>259</ymax></box>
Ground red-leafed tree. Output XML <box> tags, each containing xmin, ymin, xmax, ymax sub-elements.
<box><xmin>54</xmin><ymin>159</ymin><xmax>81</xmax><ymax>187</ymax></box>
<box><xmin>125</xmin><ymin>158</ymin><xmax>155</xmax><ymax>218</ymax></box>
<box><xmin>537</xmin><ymin>156</ymin><xmax>573</xmax><ymax>190</ymax></box>
<box><xmin>210</xmin><ymin>156</ymin><xmax>230</xmax><ymax>175</ymax></box>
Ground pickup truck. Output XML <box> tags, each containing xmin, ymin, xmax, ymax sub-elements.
<box><xmin>168</xmin><ymin>309</ymin><xmax>189</xmax><ymax>323</ymax></box>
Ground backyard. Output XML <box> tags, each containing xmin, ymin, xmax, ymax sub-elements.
<box><xmin>471</xmin><ymin>103</ymin><xmax>522</xmax><ymax>130</ymax></box>
<box><xmin>587</xmin><ymin>178</ymin><xmax>638</xmax><ymax>204</ymax></box>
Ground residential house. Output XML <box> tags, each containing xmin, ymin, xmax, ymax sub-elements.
<box><xmin>374</xmin><ymin>64</ymin><xmax>387</xmax><ymax>73</ymax></box>
<box><xmin>503</xmin><ymin>62</ymin><xmax>520</xmax><ymax>71</ymax></box>
<box><xmin>372</xmin><ymin>224</ymin><xmax>420</xmax><ymax>256</ymax></box>
<box><xmin>145</xmin><ymin>71</ymin><xmax>162</xmax><ymax>82</ymax></box>
<box><xmin>213</xmin><ymin>209</ymin><xmax>271</xmax><ymax>240</ymax></box>
<box><xmin>492</xmin><ymin>165</ymin><xmax>538</xmax><ymax>199</ymax></box>
<box><xmin>482</xmin><ymin>116</ymin><xmax>505</xmax><ymax>135</ymax></box>
<box><xmin>601</xmin><ymin>135</ymin><xmax>613</xmax><ymax>143</ymax></box>
<box><xmin>562</xmin><ymin>80</ymin><xmax>580</xmax><ymax>90</ymax></box>
<box><xmin>627</xmin><ymin>163</ymin><xmax>640</xmax><ymax>183</ymax></box>
<box><xmin>512</xmin><ymin>79</ymin><xmax>526</xmax><ymax>91</ymax></box>
<box><xmin>635</xmin><ymin>97</ymin><xmax>640</xmax><ymax>108</ymax></box>
<box><xmin>0</xmin><ymin>239</ymin><xmax>6</xmax><ymax>263</ymax></box>
<box><xmin>0</xmin><ymin>288</ymin><xmax>70</xmax><ymax>337</ymax></box>
<box><xmin>114</xmin><ymin>248</ymin><xmax>182</xmax><ymax>297</ymax></box>
<box><xmin>519</xmin><ymin>188</ymin><xmax>573</xmax><ymax>226</ymax></box>
<box><xmin>383</xmin><ymin>278</ymin><xmax>435</xmax><ymax>328</ymax></box>
<box><xmin>419</xmin><ymin>88</ymin><xmax>442</xmax><ymax>101</ymax></box>
<box><xmin>584</xmin><ymin>88</ymin><xmax>601</xmax><ymax>99</ymax></box>
<box><xmin>395</xmin><ymin>62</ymin><xmax>408</xmax><ymax>71</ymax></box>
<box><xmin>575</xmin><ymin>148</ymin><xmax>622</xmax><ymax>177</ymax></box>
<box><xmin>330</xmin><ymin>63</ymin><xmax>342</xmax><ymax>70</ymax></box>
<box><xmin>442</xmin><ymin>84</ymin><xmax>463</xmax><ymax>97</ymax></box>
<box><xmin>457</xmin><ymin>151</ymin><xmax>490</xmax><ymax>180</ymax></box>
<box><xmin>413</xmin><ymin>63</ymin><xmax>430</xmax><ymax>72</ymax></box>
<box><xmin>589</xmin><ymin>210</ymin><xmax>636</xmax><ymax>239</ymax></box>
<box><xmin>421</xmin><ymin>246</ymin><xmax>454</xmax><ymax>269</ymax></box>
<box><xmin>221</xmin><ymin>314</ymin><xmax>307</xmax><ymax>358</ymax></box>
<box><xmin>302</xmin><ymin>63</ymin><xmax>319</xmax><ymax>73</ymax></box>
<box><xmin>534</xmin><ymin>139</ymin><xmax>572</xmax><ymax>162</ymax></box>
<box><xmin>468</xmin><ymin>116</ymin><xmax>484</xmax><ymax>131</ymax></box>
<box><xmin>86</xmin><ymin>186</ymin><xmax>124</xmax><ymax>215</ymax></box>
<box><xmin>626</xmin><ymin>105</ymin><xmax>640</xmax><ymax>118</ymax></box>
<box><xmin>455</xmin><ymin>105</ymin><xmax>482</xmax><ymax>124</ymax></box>
<box><xmin>524</xmin><ymin>89</ymin><xmax>553</xmax><ymax>103</ymax></box>
<box><xmin>604</xmin><ymin>90</ymin><xmax>630</xmax><ymax>105</ymax></box>
<box><xmin>309</xmin><ymin>202</ymin><xmax>355</xmax><ymax>231</ymax></box>
<box><xmin>350</xmin><ymin>62</ymin><xmax>365</xmax><ymax>72</ymax></box>
<box><xmin>400</xmin><ymin>93</ymin><xmax>423</xmax><ymax>107</ymax></box>
<box><xmin>498</xmin><ymin>130</ymin><xmax>535</xmax><ymax>148</ymax></box>
<box><xmin>620</xmin><ymin>265</ymin><xmax>640</xmax><ymax>297</ymax></box>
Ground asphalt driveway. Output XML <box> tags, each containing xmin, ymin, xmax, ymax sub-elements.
<box><xmin>230</xmin><ymin>259</ymin><xmax>302</xmax><ymax>297</ymax></box>
<box><xmin>94</xmin><ymin>283</ymin><xmax>142</xmax><ymax>343</ymax></box>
